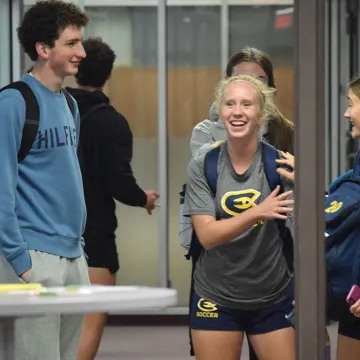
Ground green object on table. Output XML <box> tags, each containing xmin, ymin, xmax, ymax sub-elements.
<box><xmin>38</xmin><ymin>292</ymin><xmax>57</xmax><ymax>296</ymax></box>
<box><xmin>65</xmin><ymin>286</ymin><xmax>81</xmax><ymax>291</ymax></box>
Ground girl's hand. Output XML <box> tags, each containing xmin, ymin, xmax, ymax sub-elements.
<box><xmin>255</xmin><ymin>185</ymin><xmax>294</xmax><ymax>220</ymax></box>
<box><xmin>276</xmin><ymin>151</ymin><xmax>295</xmax><ymax>184</ymax></box>
<box><xmin>350</xmin><ymin>299</ymin><xmax>360</xmax><ymax>318</ymax></box>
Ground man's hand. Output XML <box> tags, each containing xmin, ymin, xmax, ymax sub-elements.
<box><xmin>144</xmin><ymin>190</ymin><xmax>160</xmax><ymax>215</ymax></box>
<box><xmin>20</xmin><ymin>269</ymin><xmax>32</xmax><ymax>282</ymax></box>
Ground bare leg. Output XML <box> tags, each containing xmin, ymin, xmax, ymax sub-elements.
<box><xmin>336</xmin><ymin>334</ymin><xmax>360</xmax><ymax>360</ymax></box>
<box><xmin>191</xmin><ymin>329</ymin><xmax>244</xmax><ymax>360</ymax></box>
<box><xmin>77</xmin><ymin>268</ymin><xmax>116</xmax><ymax>360</ymax></box>
<box><xmin>249</xmin><ymin>327</ymin><xmax>296</xmax><ymax>360</ymax></box>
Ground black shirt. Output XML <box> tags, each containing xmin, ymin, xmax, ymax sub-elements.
<box><xmin>66</xmin><ymin>88</ymin><xmax>147</xmax><ymax>243</ymax></box>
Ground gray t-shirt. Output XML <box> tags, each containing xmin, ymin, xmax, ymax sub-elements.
<box><xmin>184</xmin><ymin>142</ymin><xmax>293</xmax><ymax>310</ymax></box>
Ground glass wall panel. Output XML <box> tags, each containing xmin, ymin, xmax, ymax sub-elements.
<box><xmin>0</xmin><ymin>0</ymin><xmax>11</xmax><ymax>87</ymax></box>
<box><xmin>82</xmin><ymin>6</ymin><xmax>160</xmax><ymax>287</ymax></box>
<box><xmin>229</xmin><ymin>5</ymin><xmax>294</xmax><ymax>122</ymax></box>
<box><xmin>168</xmin><ymin>6</ymin><xmax>221</xmax><ymax>306</ymax></box>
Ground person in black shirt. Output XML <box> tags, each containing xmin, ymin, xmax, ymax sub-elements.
<box><xmin>66</xmin><ymin>37</ymin><xmax>159</xmax><ymax>360</ymax></box>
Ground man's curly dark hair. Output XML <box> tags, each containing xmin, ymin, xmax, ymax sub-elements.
<box><xmin>17</xmin><ymin>0</ymin><xmax>89</xmax><ymax>61</ymax></box>
<box><xmin>75</xmin><ymin>37</ymin><xmax>116</xmax><ymax>88</ymax></box>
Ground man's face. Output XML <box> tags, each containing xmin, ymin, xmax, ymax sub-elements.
<box><xmin>41</xmin><ymin>25</ymin><xmax>86</xmax><ymax>77</ymax></box>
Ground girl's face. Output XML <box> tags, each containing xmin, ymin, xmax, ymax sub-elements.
<box><xmin>220</xmin><ymin>81</ymin><xmax>264</xmax><ymax>141</ymax></box>
<box><xmin>345</xmin><ymin>89</ymin><xmax>360</xmax><ymax>139</ymax></box>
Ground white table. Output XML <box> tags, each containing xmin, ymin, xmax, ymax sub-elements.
<box><xmin>0</xmin><ymin>286</ymin><xmax>177</xmax><ymax>360</ymax></box>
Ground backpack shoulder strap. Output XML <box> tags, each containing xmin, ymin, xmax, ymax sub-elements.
<box><xmin>0</xmin><ymin>81</ymin><xmax>40</xmax><ymax>162</ymax></box>
<box><xmin>80</xmin><ymin>103</ymin><xmax>110</xmax><ymax>126</ymax></box>
<box><xmin>261</xmin><ymin>141</ymin><xmax>289</xmax><ymax>232</ymax></box>
<box><xmin>187</xmin><ymin>146</ymin><xmax>220</xmax><ymax>261</ymax></box>
<box><xmin>204</xmin><ymin>145</ymin><xmax>221</xmax><ymax>196</ymax></box>
<box><xmin>261</xmin><ymin>141</ymin><xmax>282</xmax><ymax>192</ymax></box>
<box><xmin>61</xmin><ymin>88</ymin><xmax>76</xmax><ymax>119</ymax></box>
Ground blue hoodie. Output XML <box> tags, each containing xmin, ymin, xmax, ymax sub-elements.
<box><xmin>0</xmin><ymin>74</ymin><xmax>86</xmax><ymax>275</ymax></box>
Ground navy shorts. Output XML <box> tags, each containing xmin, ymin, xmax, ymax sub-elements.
<box><xmin>338</xmin><ymin>303</ymin><xmax>360</xmax><ymax>340</ymax></box>
<box><xmin>84</xmin><ymin>236</ymin><xmax>119</xmax><ymax>275</ymax></box>
<box><xmin>190</xmin><ymin>292</ymin><xmax>294</xmax><ymax>334</ymax></box>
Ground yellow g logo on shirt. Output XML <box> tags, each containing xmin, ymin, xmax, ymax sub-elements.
<box><xmin>221</xmin><ymin>189</ymin><xmax>261</xmax><ymax>216</ymax></box>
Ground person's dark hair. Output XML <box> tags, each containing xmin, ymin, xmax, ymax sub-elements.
<box><xmin>349</xmin><ymin>75</ymin><xmax>360</xmax><ymax>98</ymax></box>
<box><xmin>226</xmin><ymin>46</ymin><xmax>294</xmax><ymax>154</ymax></box>
<box><xmin>17</xmin><ymin>0</ymin><xmax>89</xmax><ymax>62</ymax></box>
<box><xmin>75</xmin><ymin>37</ymin><xmax>116</xmax><ymax>88</ymax></box>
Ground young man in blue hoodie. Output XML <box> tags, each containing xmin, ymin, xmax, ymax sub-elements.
<box><xmin>0</xmin><ymin>1</ymin><xmax>89</xmax><ymax>359</ymax></box>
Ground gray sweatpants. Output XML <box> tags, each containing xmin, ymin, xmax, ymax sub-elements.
<box><xmin>0</xmin><ymin>250</ymin><xmax>90</xmax><ymax>360</ymax></box>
